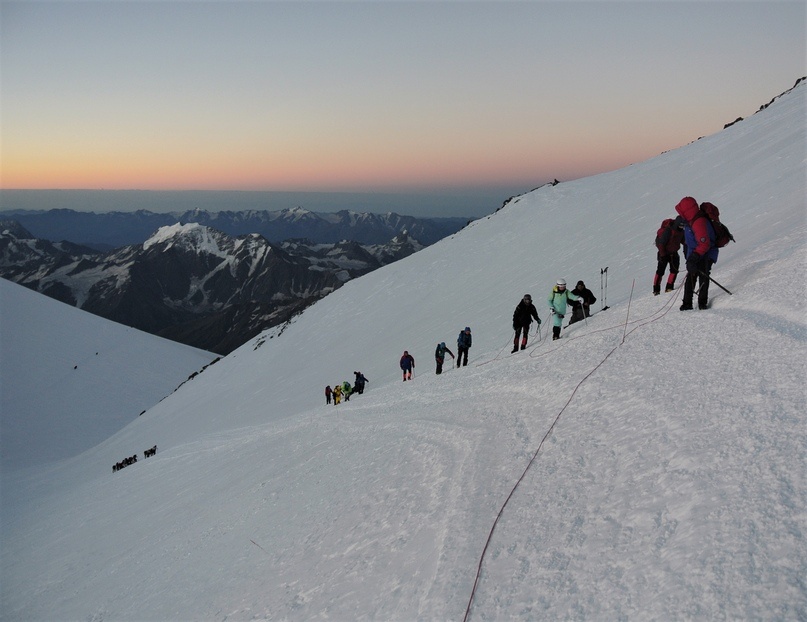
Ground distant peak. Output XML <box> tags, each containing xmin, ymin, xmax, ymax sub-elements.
<box><xmin>143</xmin><ymin>222</ymin><xmax>207</xmax><ymax>250</ymax></box>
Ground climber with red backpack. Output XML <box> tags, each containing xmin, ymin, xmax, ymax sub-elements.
<box><xmin>653</xmin><ymin>216</ymin><xmax>685</xmax><ymax>295</ymax></box>
<box><xmin>675</xmin><ymin>197</ymin><xmax>733</xmax><ymax>310</ymax></box>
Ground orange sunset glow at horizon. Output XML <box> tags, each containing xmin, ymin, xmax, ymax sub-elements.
<box><xmin>2</xmin><ymin>1</ymin><xmax>804</xmax><ymax>211</ymax></box>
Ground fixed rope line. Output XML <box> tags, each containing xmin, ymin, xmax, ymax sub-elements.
<box><xmin>475</xmin><ymin>336</ymin><xmax>516</xmax><ymax>367</ymax></box>
<box><xmin>462</xmin><ymin>284</ymin><xmax>682</xmax><ymax>621</ymax></box>
<box><xmin>622</xmin><ymin>279</ymin><xmax>636</xmax><ymax>344</ymax></box>
<box><xmin>462</xmin><ymin>342</ymin><xmax>622</xmax><ymax>622</ymax></box>
<box><xmin>528</xmin><ymin>293</ymin><xmax>675</xmax><ymax>360</ymax></box>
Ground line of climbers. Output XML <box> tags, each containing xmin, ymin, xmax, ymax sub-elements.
<box><xmin>112</xmin><ymin>445</ymin><xmax>157</xmax><ymax>473</ymax></box>
<box><xmin>325</xmin><ymin>371</ymin><xmax>369</xmax><ymax>405</ymax></box>
<box><xmin>399</xmin><ymin>325</ymin><xmax>472</xmax><ymax>381</ymax></box>
<box><xmin>322</xmin><ymin>196</ymin><xmax>733</xmax><ymax>402</ymax></box>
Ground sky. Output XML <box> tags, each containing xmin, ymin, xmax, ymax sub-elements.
<box><xmin>1</xmin><ymin>81</ymin><xmax>804</xmax><ymax>619</ymax></box>
<box><xmin>0</xmin><ymin>1</ymin><xmax>805</xmax><ymax>217</ymax></box>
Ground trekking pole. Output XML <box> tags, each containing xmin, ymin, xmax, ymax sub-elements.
<box><xmin>600</xmin><ymin>269</ymin><xmax>604</xmax><ymax>309</ymax></box>
<box><xmin>699</xmin><ymin>270</ymin><xmax>732</xmax><ymax>295</ymax></box>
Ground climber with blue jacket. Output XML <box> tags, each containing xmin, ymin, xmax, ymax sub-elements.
<box><xmin>547</xmin><ymin>279</ymin><xmax>581</xmax><ymax>340</ymax></box>
<box><xmin>675</xmin><ymin>196</ymin><xmax>719</xmax><ymax>310</ymax></box>
<box><xmin>456</xmin><ymin>327</ymin><xmax>472</xmax><ymax>367</ymax></box>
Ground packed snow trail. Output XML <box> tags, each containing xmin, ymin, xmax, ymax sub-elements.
<box><xmin>464</xmin><ymin>282</ymin><xmax>687</xmax><ymax>619</ymax></box>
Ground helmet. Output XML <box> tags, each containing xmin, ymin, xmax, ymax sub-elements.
<box><xmin>465</xmin><ymin>327</ymin><xmax>471</xmax><ymax>331</ymax></box>
<box><xmin>441</xmin><ymin>342</ymin><xmax>446</xmax><ymax>347</ymax></box>
<box><xmin>557</xmin><ymin>279</ymin><xmax>566</xmax><ymax>287</ymax></box>
<box><xmin>523</xmin><ymin>294</ymin><xmax>532</xmax><ymax>302</ymax></box>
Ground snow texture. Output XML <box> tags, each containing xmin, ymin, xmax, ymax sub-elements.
<box><xmin>0</xmin><ymin>280</ymin><xmax>216</xmax><ymax>471</ymax></box>
<box><xmin>1</xmin><ymin>82</ymin><xmax>805</xmax><ymax>620</ymax></box>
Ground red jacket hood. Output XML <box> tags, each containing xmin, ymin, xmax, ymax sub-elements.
<box><xmin>675</xmin><ymin>197</ymin><xmax>700</xmax><ymax>222</ymax></box>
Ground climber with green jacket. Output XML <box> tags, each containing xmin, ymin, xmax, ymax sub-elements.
<box><xmin>547</xmin><ymin>279</ymin><xmax>581</xmax><ymax>340</ymax></box>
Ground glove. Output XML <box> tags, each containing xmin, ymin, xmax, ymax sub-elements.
<box><xmin>537</xmin><ymin>318</ymin><xmax>542</xmax><ymax>325</ymax></box>
<box><xmin>686</xmin><ymin>252</ymin><xmax>701</xmax><ymax>273</ymax></box>
<box><xmin>557</xmin><ymin>313</ymin><xmax>564</xmax><ymax>319</ymax></box>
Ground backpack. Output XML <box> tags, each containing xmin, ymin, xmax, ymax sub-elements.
<box><xmin>655</xmin><ymin>218</ymin><xmax>677</xmax><ymax>254</ymax></box>
<box><xmin>699</xmin><ymin>202</ymin><xmax>735</xmax><ymax>248</ymax></box>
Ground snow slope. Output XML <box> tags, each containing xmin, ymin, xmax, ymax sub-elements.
<box><xmin>0</xmin><ymin>279</ymin><xmax>217</xmax><ymax>470</ymax></box>
<box><xmin>1</xmin><ymin>82</ymin><xmax>805</xmax><ymax>620</ymax></box>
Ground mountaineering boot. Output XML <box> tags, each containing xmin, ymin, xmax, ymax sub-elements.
<box><xmin>666</xmin><ymin>274</ymin><xmax>676</xmax><ymax>292</ymax></box>
<box><xmin>679</xmin><ymin>303</ymin><xmax>693</xmax><ymax>311</ymax></box>
<box><xmin>552</xmin><ymin>326</ymin><xmax>561</xmax><ymax>340</ymax></box>
<box><xmin>698</xmin><ymin>302</ymin><xmax>708</xmax><ymax>310</ymax></box>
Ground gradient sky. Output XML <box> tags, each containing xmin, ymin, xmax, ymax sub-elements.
<box><xmin>1</xmin><ymin>1</ymin><xmax>805</xmax><ymax>207</ymax></box>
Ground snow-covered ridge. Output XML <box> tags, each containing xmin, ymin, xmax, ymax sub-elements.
<box><xmin>143</xmin><ymin>222</ymin><xmax>218</xmax><ymax>253</ymax></box>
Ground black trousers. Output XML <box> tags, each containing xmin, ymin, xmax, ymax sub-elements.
<box><xmin>656</xmin><ymin>253</ymin><xmax>680</xmax><ymax>278</ymax></box>
<box><xmin>457</xmin><ymin>346</ymin><xmax>469</xmax><ymax>366</ymax></box>
<box><xmin>683</xmin><ymin>258</ymin><xmax>714</xmax><ymax>307</ymax></box>
<box><xmin>514</xmin><ymin>324</ymin><xmax>531</xmax><ymax>349</ymax></box>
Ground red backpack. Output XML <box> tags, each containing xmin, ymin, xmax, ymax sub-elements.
<box><xmin>655</xmin><ymin>218</ymin><xmax>682</xmax><ymax>254</ymax></box>
<box><xmin>698</xmin><ymin>202</ymin><xmax>735</xmax><ymax>248</ymax></box>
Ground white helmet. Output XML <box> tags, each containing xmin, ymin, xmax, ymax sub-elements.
<box><xmin>556</xmin><ymin>278</ymin><xmax>567</xmax><ymax>287</ymax></box>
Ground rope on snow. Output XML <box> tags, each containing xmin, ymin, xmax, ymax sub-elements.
<box><xmin>463</xmin><ymin>283</ymin><xmax>682</xmax><ymax>621</ymax></box>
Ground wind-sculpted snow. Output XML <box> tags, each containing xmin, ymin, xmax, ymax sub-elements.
<box><xmin>1</xmin><ymin>82</ymin><xmax>805</xmax><ymax>620</ymax></box>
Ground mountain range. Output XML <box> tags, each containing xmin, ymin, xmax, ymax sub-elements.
<box><xmin>0</xmin><ymin>221</ymin><xmax>425</xmax><ymax>353</ymax></box>
<box><xmin>0</xmin><ymin>206</ymin><xmax>470</xmax><ymax>250</ymax></box>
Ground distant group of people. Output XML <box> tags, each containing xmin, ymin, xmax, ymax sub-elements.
<box><xmin>654</xmin><ymin>196</ymin><xmax>726</xmax><ymax>310</ymax></box>
<box><xmin>112</xmin><ymin>445</ymin><xmax>157</xmax><ymax>472</ymax></box>
<box><xmin>325</xmin><ymin>371</ymin><xmax>369</xmax><ymax>405</ymax></box>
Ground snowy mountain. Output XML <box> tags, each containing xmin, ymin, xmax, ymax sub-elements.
<box><xmin>0</xmin><ymin>278</ymin><xmax>217</xmax><ymax>471</ymax></box>
<box><xmin>1</xmin><ymin>222</ymin><xmax>424</xmax><ymax>353</ymax></box>
<box><xmin>1</xmin><ymin>206</ymin><xmax>470</xmax><ymax>249</ymax></box>
<box><xmin>1</xmin><ymin>79</ymin><xmax>805</xmax><ymax>620</ymax></box>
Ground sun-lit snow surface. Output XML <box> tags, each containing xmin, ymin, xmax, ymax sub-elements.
<box><xmin>2</xmin><ymin>83</ymin><xmax>805</xmax><ymax>620</ymax></box>
<box><xmin>0</xmin><ymin>280</ymin><xmax>217</xmax><ymax>470</ymax></box>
